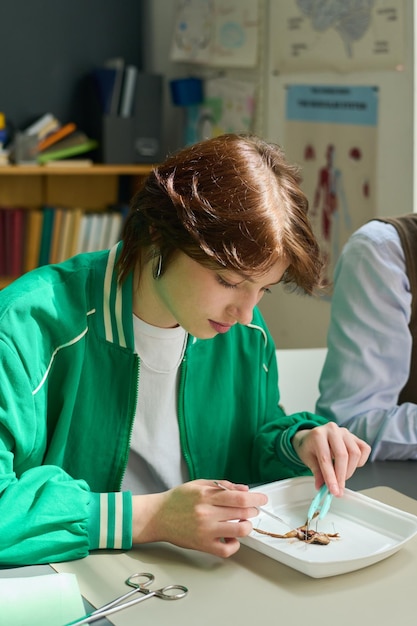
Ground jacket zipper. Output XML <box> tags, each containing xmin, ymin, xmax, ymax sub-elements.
<box><xmin>117</xmin><ymin>353</ymin><xmax>140</xmax><ymax>490</ymax></box>
<box><xmin>177</xmin><ymin>351</ymin><xmax>195</xmax><ymax>480</ymax></box>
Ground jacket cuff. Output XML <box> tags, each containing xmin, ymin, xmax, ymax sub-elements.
<box><xmin>276</xmin><ymin>420</ymin><xmax>322</xmax><ymax>469</ymax></box>
<box><xmin>87</xmin><ymin>492</ymin><xmax>132</xmax><ymax>551</ymax></box>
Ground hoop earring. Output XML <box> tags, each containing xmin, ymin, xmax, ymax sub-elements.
<box><xmin>152</xmin><ymin>253</ymin><xmax>162</xmax><ymax>280</ymax></box>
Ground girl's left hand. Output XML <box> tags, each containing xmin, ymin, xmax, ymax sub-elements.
<box><xmin>291</xmin><ymin>422</ymin><xmax>371</xmax><ymax>496</ymax></box>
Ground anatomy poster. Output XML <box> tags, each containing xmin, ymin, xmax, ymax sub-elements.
<box><xmin>271</xmin><ymin>0</ymin><xmax>405</xmax><ymax>72</ymax></box>
<box><xmin>285</xmin><ymin>85</ymin><xmax>378</xmax><ymax>286</ymax></box>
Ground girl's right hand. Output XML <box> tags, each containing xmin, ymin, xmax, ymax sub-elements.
<box><xmin>131</xmin><ymin>478</ymin><xmax>268</xmax><ymax>557</ymax></box>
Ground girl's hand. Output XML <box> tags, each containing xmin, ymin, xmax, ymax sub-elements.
<box><xmin>292</xmin><ymin>422</ymin><xmax>371</xmax><ymax>496</ymax></box>
<box><xmin>131</xmin><ymin>479</ymin><xmax>268</xmax><ymax>558</ymax></box>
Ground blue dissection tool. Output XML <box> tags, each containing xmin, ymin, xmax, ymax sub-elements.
<box><xmin>307</xmin><ymin>484</ymin><xmax>333</xmax><ymax>523</ymax></box>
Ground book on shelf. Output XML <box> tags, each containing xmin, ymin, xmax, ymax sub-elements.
<box><xmin>37</xmin><ymin>119</ymin><xmax>61</xmax><ymax>140</ymax></box>
<box><xmin>67</xmin><ymin>207</ymin><xmax>83</xmax><ymax>258</ymax></box>
<box><xmin>76</xmin><ymin>213</ymin><xmax>94</xmax><ymax>255</ymax></box>
<box><xmin>73</xmin><ymin>209</ymin><xmax>125</xmax><ymax>255</ymax></box>
<box><xmin>56</xmin><ymin>208</ymin><xmax>74</xmax><ymax>263</ymax></box>
<box><xmin>48</xmin><ymin>207</ymin><xmax>65</xmax><ymax>264</ymax></box>
<box><xmin>37</xmin><ymin>136</ymin><xmax>99</xmax><ymax>164</ymax></box>
<box><xmin>106</xmin><ymin>211</ymin><xmax>123</xmax><ymax>248</ymax></box>
<box><xmin>119</xmin><ymin>65</ymin><xmax>138</xmax><ymax>117</ymax></box>
<box><xmin>38</xmin><ymin>122</ymin><xmax>77</xmax><ymax>152</ymax></box>
<box><xmin>97</xmin><ymin>212</ymin><xmax>112</xmax><ymax>250</ymax></box>
<box><xmin>48</xmin><ymin>206</ymin><xmax>77</xmax><ymax>265</ymax></box>
<box><xmin>92</xmin><ymin>67</ymin><xmax>118</xmax><ymax>116</ymax></box>
<box><xmin>2</xmin><ymin>208</ymin><xmax>11</xmax><ymax>275</ymax></box>
<box><xmin>10</xmin><ymin>208</ymin><xmax>26</xmax><ymax>277</ymax></box>
<box><xmin>0</xmin><ymin>201</ymin><xmax>130</xmax><ymax>281</ymax></box>
<box><xmin>43</xmin><ymin>159</ymin><xmax>93</xmax><ymax>168</ymax></box>
<box><xmin>25</xmin><ymin>113</ymin><xmax>60</xmax><ymax>138</ymax></box>
<box><xmin>0</xmin><ymin>208</ymin><xmax>5</xmax><ymax>275</ymax></box>
<box><xmin>24</xmin><ymin>209</ymin><xmax>43</xmax><ymax>273</ymax></box>
<box><xmin>40</xmin><ymin>131</ymin><xmax>90</xmax><ymax>153</ymax></box>
<box><xmin>20</xmin><ymin>114</ymin><xmax>100</xmax><ymax>166</ymax></box>
<box><xmin>105</xmin><ymin>57</ymin><xmax>125</xmax><ymax>116</ymax></box>
<box><xmin>92</xmin><ymin>57</ymin><xmax>125</xmax><ymax>116</ymax></box>
<box><xmin>2</xmin><ymin>207</ymin><xmax>26</xmax><ymax>277</ymax></box>
<box><xmin>0</xmin><ymin>207</ymin><xmax>26</xmax><ymax>278</ymax></box>
<box><xmin>84</xmin><ymin>213</ymin><xmax>104</xmax><ymax>253</ymax></box>
<box><xmin>41</xmin><ymin>130</ymin><xmax>89</xmax><ymax>151</ymax></box>
<box><xmin>1</xmin><ymin>208</ymin><xmax>9</xmax><ymax>275</ymax></box>
<box><xmin>38</xmin><ymin>207</ymin><xmax>55</xmax><ymax>266</ymax></box>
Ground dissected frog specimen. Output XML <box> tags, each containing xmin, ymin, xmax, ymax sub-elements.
<box><xmin>253</xmin><ymin>523</ymin><xmax>339</xmax><ymax>545</ymax></box>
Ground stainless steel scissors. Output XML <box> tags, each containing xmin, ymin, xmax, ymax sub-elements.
<box><xmin>64</xmin><ymin>572</ymin><xmax>188</xmax><ymax>625</ymax></box>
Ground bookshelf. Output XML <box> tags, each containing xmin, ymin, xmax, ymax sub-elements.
<box><xmin>0</xmin><ymin>164</ymin><xmax>154</xmax><ymax>288</ymax></box>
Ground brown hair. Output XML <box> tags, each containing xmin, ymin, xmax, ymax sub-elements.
<box><xmin>118</xmin><ymin>133</ymin><xmax>324</xmax><ymax>295</ymax></box>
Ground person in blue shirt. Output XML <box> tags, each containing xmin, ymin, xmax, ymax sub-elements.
<box><xmin>316</xmin><ymin>215</ymin><xmax>417</xmax><ymax>460</ymax></box>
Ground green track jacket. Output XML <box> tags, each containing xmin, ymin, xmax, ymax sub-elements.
<box><xmin>0</xmin><ymin>244</ymin><xmax>328</xmax><ymax>565</ymax></box>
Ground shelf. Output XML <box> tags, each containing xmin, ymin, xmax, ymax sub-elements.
<box><xmin>0</xmin><ymin>164</ymin><xmax>156</xmax><ymax>176</ymax></box>
<box><xmin>0</xmin><ymin>163</ymin><xmax>154</xmax><ymax>209</ymax></box>
<box><xmin>0</xmin><ymin>163</ymin><xmax>156</xmax><ymax>289</ymax></box>
<box><xmin>0</xmin><ymin>277</ymin><xmax>12</xmax><ymax>290</ymax></box>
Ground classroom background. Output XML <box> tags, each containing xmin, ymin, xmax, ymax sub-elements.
<box><xmin>0</xmin><ymin>0</ymin><xmax>414</xmax><ymax>349</ymax></box>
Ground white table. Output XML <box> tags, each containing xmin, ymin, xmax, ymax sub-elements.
<box><xmin>49</xmin><ymin>485</ymin><xmax>417</xmax><ymax>626</ymax></box>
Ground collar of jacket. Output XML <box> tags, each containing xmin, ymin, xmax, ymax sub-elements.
<box><xmin>93</xmin><ymin>243</ymin><xmax>269</xmax><ymax>355</ymax></box>
<box><xmin>92</xmin><ymin>242</ymin><xmax>135</xmax><ymax>351</ymax></box>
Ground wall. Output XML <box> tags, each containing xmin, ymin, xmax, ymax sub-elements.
<box><xmin>141</xmin><ymin>0</ymin><xmax>269</xmax><ymax>158</ymax></box>
<box><xmin>143</xmin><ymin>0</ymin><xmax>414</xmax><ymax>349</ymax></box>
<box><xmin>142</xmin><ymin>0</ymin><xmax>188</xmax><ymax>157</ymax></box>
<box><xmin>1</xmin><ymin>0</ymin><xmax>144</xmax><ymax>136</ymax></box>
<box><xmin>259</xmin><ymin>0</ymin><xmax>415</xmax><ymax>348</ymax></box>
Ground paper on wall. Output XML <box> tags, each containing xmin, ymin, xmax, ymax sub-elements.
<box><xmin>171</xmin><ymin>0</ymin><xmax>260</xmax><ymax>68</ymax></box>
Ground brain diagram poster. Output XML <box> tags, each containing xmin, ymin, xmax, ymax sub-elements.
<box><xmin>285</xmin><ymin>85</ymin><xmax>378</xmax><ymax>286</ymax></box>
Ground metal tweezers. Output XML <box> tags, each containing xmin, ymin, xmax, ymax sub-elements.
<box><xmin>306</xmin><ymin>484</ymin><xmax>333</xmax><ymax>527</ymax></box>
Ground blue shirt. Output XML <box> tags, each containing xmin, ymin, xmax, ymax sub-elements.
<box><xmin>316</xmin><ymin>220</ymin><xmax>415</xmax><ymax>460</ymax></box>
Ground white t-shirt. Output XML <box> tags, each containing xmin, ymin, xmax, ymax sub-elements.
<box><xmin>121</xmin><ymin>315</ymin><xmax>189</xmax><ymax>494</ymax></box>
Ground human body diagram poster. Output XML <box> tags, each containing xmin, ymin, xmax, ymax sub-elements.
<box><xmin>285</xmin><ymin>85</ymin><xmax>378</xmax><ymax>286</ymax></box>
<box><xmin>272</xmin><ymin>0</ymin><xmax>404</xmax><ymax>72</ymax></box>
